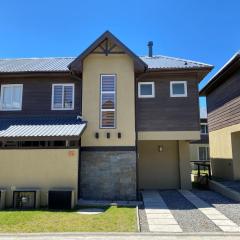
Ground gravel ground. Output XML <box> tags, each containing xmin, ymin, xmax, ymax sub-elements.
<box><xmin>138</xmin><ymin>204</ymin><xmax>149</xmax><ymax>232</ymax></box>
<box><xmin>159</xmin><ymin>190</ymin><xmax>220</xmax><ymax>232</ymax></box>
<box><xmin>193</xmin><ymin>189</ymin><xmax>240</xmax><ymax>225</ymax></box>
<box><xmin>218</xmin><ymin>180</ymin><xmax>240</xmax><ymax>193</ymax></box>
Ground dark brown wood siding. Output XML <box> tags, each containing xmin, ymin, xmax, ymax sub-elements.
<box><xmin>136</xmin><ymin>72</ymin><xmax>200</xmax><ymax>131</ymax></box>
<box><xmin>207</xmin><ymin>68</ymin><xmax>240</xmax><ymax>132</ymax></box>
<box><xmin>0</xmin><ymin>74</ymin><xmax>82</xmax><ymax>117</ymax></box>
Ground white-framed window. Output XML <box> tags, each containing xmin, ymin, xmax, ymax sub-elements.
<box><xmin>0</xmin><ymin>84</ymin><xmax>23</xmax><ymax>111</ymax></box>
<box><xmin>100</xmin><ymin>74</ymin><xmax>116</xmax><ymax>128</ymax></box>
<box><xmin>200</xmin><ymin>123</ymin><xmax>208</xmax><ymax>135</ymax></box>
<box><xmin>138</xmin><ymin>82</ymin><xmax>155</xmax><ymax>98</ymax></box>
<box><xmin>51</xmin><ymin>84</ymin><xmax>74</xmax><ymax>110</ymax></box>
<box><xmin>198</xmin><ymin>146</ymin><xmax>210</xmax><ymax>161</ymax></box>
<box><xmin>170</xmin><ymin>81</ymin><xmax>187</xmax><ymax>97</ymax></box>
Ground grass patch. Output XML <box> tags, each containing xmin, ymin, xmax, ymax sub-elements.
<box><xmin>0</xmin><ymin>206</ymin><xmax>137</xmax><ymax>233</ymax></box>
<box><xmin>192</xmin><ymin>169</ymin><xmax>209</xmax><ymax>175</ymax></box>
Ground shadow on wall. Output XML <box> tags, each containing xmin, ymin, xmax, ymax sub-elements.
<box><xmin>211</xmin><ymin>158</ymin><xmax>234</xmax><ymax>181</ymax></box>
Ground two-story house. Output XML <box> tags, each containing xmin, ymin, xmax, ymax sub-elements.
<box><xmin>200</xmin><ymin>52</ymin><xmax>240</xmax><ymax>181</ymax></box>
<box><xmin>0</xmin><ymin>31</ymin><xmax>213</xmax><ymax>209</ymax></box>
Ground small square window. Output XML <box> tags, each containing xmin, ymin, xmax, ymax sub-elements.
<box><xmin>170</xmin><ymin>81</ymin><xmax>187</xmax><ymax>97</ymax></box>
<box><xmin>138</xmin><ymin>82</ymin><xmax>155</xmax><ymax>98</ymax></box>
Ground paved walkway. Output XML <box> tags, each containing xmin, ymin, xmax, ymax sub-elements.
<box><xmin>179</xmin><ymin>190</ymin><xmax>240</xmax><ymax>232</ymax></box>
<box><xmin>142</xmin><ymin>191</ymin><xmax>182</xmax><ymax>232</ymax></box>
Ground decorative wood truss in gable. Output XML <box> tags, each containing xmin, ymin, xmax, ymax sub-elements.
<box><xmin>92</xmin><ymin>38</ymin><xmax>125</xmax><ymax>55</ymax></box>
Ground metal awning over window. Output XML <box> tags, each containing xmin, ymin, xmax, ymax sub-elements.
<box><xmin>0</xmin><ymin>116</ymin><xmax>86</xmax><ymax>141</ymax></box>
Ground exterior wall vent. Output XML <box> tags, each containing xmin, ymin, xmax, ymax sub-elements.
<box><xmin>13</xmin><ymin>190</ymin><xmax>37</xmax><ymax>209</ymax></box>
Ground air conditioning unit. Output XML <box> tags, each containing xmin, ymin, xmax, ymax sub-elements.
<box><xmin>13</xmin><ymin>189</ymin><xmax>40</xmax><ymax>209</ymax></box>
<box><xmin>0</xmin><ymin>189</ymin><xmax>6</xmax><ymax>209</ymax></box>
<box><xmin>48</xmin><ymin>189</ymin><xmax>74</xmax><ymax>210</ymax></box>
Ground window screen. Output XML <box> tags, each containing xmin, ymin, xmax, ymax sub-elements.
<box><xmin>1</xmin><ymin>85</ymin><xmax>23</xmax><ymax>110</ymax></box>
<box><xmin>52</xmin><ymin>84</ymin><xmax>74</xmax><ymax>110</ymax></box>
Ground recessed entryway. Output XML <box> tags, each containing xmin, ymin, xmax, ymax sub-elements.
<box><xmin>138</xmin><ymin>141</ymin><xmax>180</xmax><ymax>189</ymax></box>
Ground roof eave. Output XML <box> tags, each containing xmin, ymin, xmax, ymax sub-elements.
<box><xmin>200</xmin><ymin>53</ymin><xmax>240</xmax><ymax>96</ymax></box>
<box><xmin>0</xmin><ymin>71</ymin><xmax>71</xmax><ymax>78</ymax></box>
<box><xmin>147</xmin><ymin>66</ymin><xmax>213</xmax><ymax>72</ymax></box>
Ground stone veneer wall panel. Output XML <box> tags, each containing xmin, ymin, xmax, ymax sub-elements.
<box><xmin>80</xmin><ymin>151</ymin><xmax>136</xmax><ymax>200</ymax></box>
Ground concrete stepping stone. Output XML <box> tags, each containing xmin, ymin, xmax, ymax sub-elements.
<box><xmin>142</xmin><ymin>190</ymin><xmax>182</xmax><ymax>232</ymax></box>
<box><xmin>179</xmin><ymin>190</ymin><xmax>240</xmax><ymax>232</ymax></box>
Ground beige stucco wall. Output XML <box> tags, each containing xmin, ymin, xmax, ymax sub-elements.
<box><xmin>178</xmin><ymin>141</ymin><xmax>192</xmax><ymax>189</ymax></box>
<box><xmin>209</xmin><ymin>123</ymin><xmax>240</xmax><ymax>180</ymax></box>
<box><xmin>0</xmin><ymin>149</ymin><xmax>79</xmax><ymax>207</ymax></box>
<box><xmin>138</xmin><ymin>140</ymin><xmax>191</xmax><ymax>190</ymax></box>
<box><xmin>81</xmin><ymin>53</ymin><xmax>135</xmax><ymax>146</ymax></box>
<box><xmin>138</xmin><ymin>131</ymin><xmax>200</xmax><ymax>141</ymax></box>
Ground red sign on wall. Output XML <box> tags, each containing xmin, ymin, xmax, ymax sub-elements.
<box><xmin>68</xmin><ymin>150</ymin><xmax>76</xmax><ymax>157</ymax></box>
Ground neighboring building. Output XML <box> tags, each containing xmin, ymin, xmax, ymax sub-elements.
<box><xmin>200</xmin><ymin>52</ymin><xmax>240</xmax><ymax>180</ymax></box>
<box><xmin>0</xmin><ymin>31</ymin><xmax>213</xmax><ymax>208</ymax></box>
<box><xmin>190</xmin><ymin>118</ymin><xmax>209</xmax><ymax>168</ymax></box>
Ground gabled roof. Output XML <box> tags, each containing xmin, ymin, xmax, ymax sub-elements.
<box><xmin>68</xmin><ymin>31</ymin><xmax>148</xmax><ymax>73</ymax></box>
<box><xmin>200</xmin><ymin>51</ymin><xmax>240</xmax><ymax>96</ymax></box>
<box><xmin>0</xmin><ymin>116</ymin><xmax>86</xmax><ymax>140</ymax></box>
<box><xmin>140</xmin><ymin>55</ymin><xmax>213</xmax><ymax>70</ymax></box>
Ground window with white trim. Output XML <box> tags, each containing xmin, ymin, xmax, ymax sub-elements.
<box><xmin>198</xmin><ymin>146</ymin><xmax>210</xmax><ymax>161</ymax></box>
<box><xmin>100</xmin><ymin>75</ymin><xmax>116</xmax><ymax>128</ymax></box>
<box><xmin>200</xmin><ymin>123</ymin><xmax>208</xmax><ymax>134</ymax></box>
<box><xmin>0</xmin><ymin>84</ymin><xmax>23</xmax><ymax>111</ymax></box>
<box><xmin>52</xmin><ymin>84</ymin><xmax>74</xmax><ymax>110</ymax></box>
<box><xmin>138</xmin><ymin>82</ymin><xmax>155</xmax><ymax>98</ymax></box>
<box><xmin>170</xmin><ymin>81</ymin><xmax>187</xmax><ymax>97</ymax></box>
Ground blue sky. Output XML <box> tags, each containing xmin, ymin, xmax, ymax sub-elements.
<box><xmin>0</xmin><ymin>0</ymin><xmax>239</xmax><ymax>115</ymax></box>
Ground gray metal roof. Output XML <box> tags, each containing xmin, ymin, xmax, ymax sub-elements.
<box><xmin>0</xmin><ymin>57</ymin><xmax>74</xmax><ymax>73</ymax></box>
<box><xmin>0</xmin><ymin>55</ymin><xmax>212</xmax><ymax>73</ymax></box>
<box><xmin>0</xmin><ymin>116</ymin><xmax>86</xmax><ymax>139</ymax></box>
<box><xmin>140</xmin><ymin>55</ymin><xmax>212</xmax><ymax>70</ymax></box>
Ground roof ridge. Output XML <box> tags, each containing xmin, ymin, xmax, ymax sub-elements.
<box><xmin>140</xmin><ymin>54</ymin><xmax>213</xmax><ymax>67</ymax></box>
